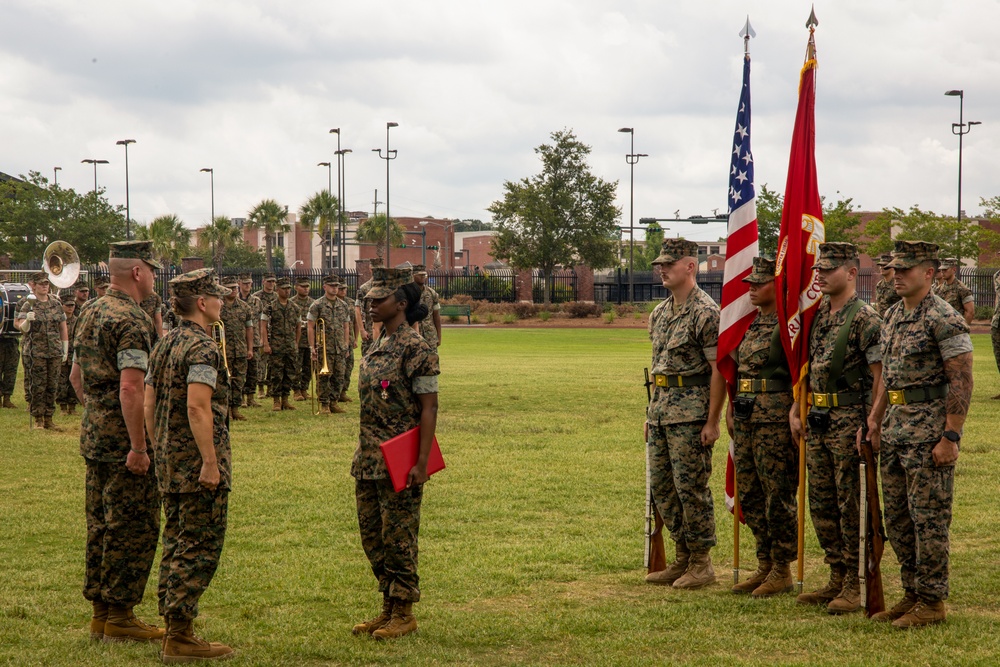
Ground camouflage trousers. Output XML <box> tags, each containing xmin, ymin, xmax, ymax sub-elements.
<box><xmin>0</xmin><ymin>337</ymin><xmax>18</xmax><ymax>397</ymax></box>
<box><xmin>245</xmin><ymin>356</ymin><xmax>258</xmax><ymax>398</ymax></box>
<box><xmin>343</xmin><ymin>346</ymin><xmax>355</xmax><ymax>394</ymax></box>
<box><xmin>648</xmin><ymin>422</ymin><xmax>717</xmax><ymax>551</ymax></box>
<box><xmin>992</xmin><ymin>325</ymin><xmax>1000</xmax><ymax>375</ymax></box>
<box><xmin>295</xmin><ymin>346</ymin><xmax>312</xmax><ymax>392</ymax></box>
<box><xmin>57</xmin><ymin>360</ymin><xmax>78</xmax><ymax>407</ymax></box>
<box><xmin>317</xmin><ymin>348</ymin><xmax>347</xmax><ymax>405</ymax></box>
<box><xmin>84</xmin><ymin>458</ymin><xmax>161</xmax><ymax>607</ymax></box>
<box><xmin>24</xmin><ymin>354</ymin><xmax>60</xmax><ymax>418</ymax></box>
<box><xmin>267</xmin><ymin>350</ymin><xmax>295</xmax><ymax>398</ymax></box>
<box><xmin>880</xmin><ymin>437</ymin><xmax>954</xmax><ymax>601</ymax></box>
<box><xmin>257</xmin><ymin>351</ymin><xmax>270</xmax><ymax>389</ymax></box>
<box><xmin>226</xmin><ymin>355</ymin><xmax>247</xmax><ymax>408</ymax></box>
<box><xmin>733</xmin><ymin>419</ymin><xmax>799</xmax><ymax>564</ymax></box>
<box><xmin>805</xmin><ymin>424</ymin><xmax>861</xmax><ymax>572</ymax></box>
<box><xmin>356</xmin><ymin>478</ymin><xmax>423</xmax><ymax>602</ymax></box>
<box><xmin>158</xmin><ymin>490</ymin><xmax>229</xmax><ymax>621</ymax></box>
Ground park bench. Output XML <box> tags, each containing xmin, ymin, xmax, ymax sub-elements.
<box><xmin>440</xmin><ymin>304</ymin><xmax>472</xmax><ymax>324</ymax></box>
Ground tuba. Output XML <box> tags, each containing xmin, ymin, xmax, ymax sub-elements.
<box><xmin>43</xmin><ymin>241</ymin><xmax>81</xmax><ymax>289</ymax></box>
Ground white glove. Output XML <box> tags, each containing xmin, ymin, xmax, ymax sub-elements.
<box><xmin>26</xmin><ymin>311</ymin><xmax>36</xmax><ymax>322</ymax></box>
<box><xmin>18</xmin><ymin>319</ymin><xmax>31</xmax><ymax>334</ymax></box>
<box><xmin>62</xmin><ymin>341</ymin><xmax>69</xmax><ymax>363</ymax></box>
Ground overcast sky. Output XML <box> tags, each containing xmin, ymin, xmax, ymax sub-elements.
<box><xmin>2</xmin><ymin>1</ymin><xmax>997</xmax><ymax>243</ymax></box>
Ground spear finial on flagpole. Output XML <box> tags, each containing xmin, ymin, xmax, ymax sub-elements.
<box><xmin>740</xmin><ymin>16</ymin><xmax>756</xmax><ymax>56</ymax></box>
<box><xmin>806</xmin><ymin>5</ymin><xmax>819</xmax><ymax>30</ymax></box>
<box><xmin>805</xmin><ymin>6</ymin><xmax>819</xmax><ymax>61</ymax></box>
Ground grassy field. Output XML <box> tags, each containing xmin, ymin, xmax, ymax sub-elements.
<box><xmin>1</xmin><ymin>328</ymin><xmax>999</xmax><ymax>666</ymax></box>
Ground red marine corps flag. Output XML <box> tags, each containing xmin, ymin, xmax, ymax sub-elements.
<box><xmin>773</xmin><ymin>9</ymin><xmax>824</xmax><ymax>592</ymax></box>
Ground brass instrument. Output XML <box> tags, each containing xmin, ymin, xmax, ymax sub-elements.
<box><xmin>311</xmin><ymin>318</ymin><xmax>330</xmax><ymax>415</ymax></box>
<box><xmin>43</xmin><ymin>241</ymin><xmax>81</xmax><ymax>289</ymax></box>
<box><xmin>211</xmin><ymin>321</ymin><xmax>231</xmax><ymax>380</ymax></box>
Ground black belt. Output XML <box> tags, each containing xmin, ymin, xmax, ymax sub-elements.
<box><xmin>737</xmin><ymin>378</ymin><xmax>790</xmax><ymax>394</ymax></box>
<box><xmin>807</xmin><ymin>391</ymin><xmax>867</xmax><ymax>408</ymax></box>
<box><xmin>652</xmin><ymin>373</ymin><xmax>711</xmax><ymax>388</ymax></box>
<box><xmin>886</xmin><ymin>384</ymin><xmax>948</xmax><ymax>406</ymax></box>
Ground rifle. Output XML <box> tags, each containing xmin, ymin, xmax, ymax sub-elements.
<box><xmin>644</xmin><ymin>368</ymin><xmax>667</xmax><ymax>574</ymax></box>
<box><xmin>858</xmin><ymin>421</ymin><xmax>886</xmax><ymax>617</ymax></box>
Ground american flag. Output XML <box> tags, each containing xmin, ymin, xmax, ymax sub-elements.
<box><xmin>719</xmin><ymin>53</ymin><xmax>760</xmax><ymax>514</ymax></box>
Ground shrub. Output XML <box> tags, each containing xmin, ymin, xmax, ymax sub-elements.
<box><xmin>975</xmin><ymin>305</ymin><xmax>994</xmax><ymax>321</ymax></box>
<box><xmin>447</xmin><ymin>315</ymin><xmax>461</xmax><ymax>323</ymax></box>
<box><xmin>513</xmin><ymin>302</ymin><xmax>540</xmax><ymax>319</ymax></box>
<box><xmin>501</xmin><ymin>313</ymin><xmax>517</xmax><ymax>324</ymax></box>
<box><xmin>605</xmin><ymin>311</ymin><xmax>615</xmax><ymax>324</ymax></box>
<box><xmin>564</xmin><ymin>301</ymin><xmax>601</xmax><ymax>318</ymax></box>
<box><xmin>470</xmin><ymin>314</ymin><xmax>480</xmax><ymax>324</ymax></box>
<box><xmin>539</xmin><ymin>311</ymin><xmax>551</xmax><ymax>322</ymax></box>
<box><xmin>486</xmin><ymin>313</ymin><xmax>496</xmax><ymax>324</ymax></box>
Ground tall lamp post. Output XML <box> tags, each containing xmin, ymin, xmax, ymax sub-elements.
<box><xmin>317</xmin><ymin>162</ymin><xmax>332</xmax><ymax>194</ymax></box>
<box><xmin>53</xmin><ymin>166</ymin><xmax>61</xmax><ymax>187</ymax></box>
<box><xmin>336</xmin><ymin>148</ymin><xmax>353</xmax><ymax>272</ymax></box>
<box><xmin>199</xmin><ymin>168</ymin><xmax>215</xmax><ymax>222</ymax></box>
<box><xmin>373</xmin><ymin>122</ymin><xmax>399</xmax><ymax>265</ymax></box>
<box><xmin>945</xmin><ymin>90</ymin><xmax>981</xmax><ymax>259</ymax></box>
<box><xmin>329</xmin><ymin>128</ymin><xmax>341</xmax><ymax>269</ymax></box>
<box><xmin>618</xmin><ymin>127</ymin><xmax>648</xmax><ymax>303</ymax></box>
<box><xmin>81</xmin><ymin>158</ymin><xmax>109</xmax><ymax>194</ymax></box>
<box><xmin>116</xmin><ymin>139</ymin><xmax>136</xmax><ymax>239</ymax></box>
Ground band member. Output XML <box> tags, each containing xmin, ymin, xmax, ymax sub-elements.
<box><xmin>291</xmin><ymin>277</ymin><xmax>314</xmax><ymax>401</ymax></box>
<box><xmin>307</xmin><ymin>277</ymin><xmax>350</xmax><ymax>414</ymax></box>
<box><xmin>57</xmin><ymin>293</ymin><xmax>80</xmax><ymax>415</ymax></box>
<box><xmin>144</xmin><ymin>268</ymin><xmax>233</xmax><ymax>661</ymax></box>
<box><xmin>352</xmin><ymin>267</ymin><xmax>439</xmax><ymax>640</ymax></box>
<box><xmin>239</xmin><ymin>274</ymin><xmax>262</xmax><ymax>407</ymax></box>
<box><xmin>338</xmin><ymin>281</ymin><xmax>357</xmax><ymax>402</ymax></box>
<box><xmin>219</xmin><ymin>276</ymin><xmax>254</xmax><ymax>421</ymax></box>
<box><xmin>413</xmin><ymin>265</ymin><xmax>442</xmax><ymax>351</ymax></box>
<box><xmin>260</xmin><ymin>277</ymin><xmax>300</xmax><ymax>411</ymax></box>
<box><xmin>866</xmin><ymin>241</ymin><xmax>973</xmax><ymax>628</ymax></box>
<box><xmin>73</xmin><ymin>278</ymin><xmax>91</xmax><ymax>312</ymax></box>
<box><xmin>15</xmin><ymin>271</ymin><xmax>68</xmax><ymax>430</ymax></box>
<box><xmin>252</xmin><ymin>273</ymin><xmax>278</xmax><ymax>398</ymax></box>
<box><xmin>356</xmin><ymin>258</ymin><xmax>381</xmax><ymax>357</ymax></box>
<box><xmin>70</xmin><ymin>240</ymin><xmax>162</xmax><ymax>643</ymax></box>
<box><xmin>81</xmin><ymin>275</ymin><xmax>110</xmax><ymax>312</ymax></box>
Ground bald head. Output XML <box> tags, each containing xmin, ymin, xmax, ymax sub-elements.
<box><xmin>109</xmin><ymin>257</ymin><xmax>144</xmax><ymax>277</ymax></box>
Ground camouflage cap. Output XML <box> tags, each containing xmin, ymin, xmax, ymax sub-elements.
<box><xmin>812</xmin><ymin>242</ymin><xmax>859</xmax><ymax>270</ymax></box>
<box><xmin>263</xmin><ymin>272</ymin><xmax>277</xmax><ymax>282</ymax></box>
<box><xmin>395</xmin><ymin>261</ymin><xmax>414</xmax><ymax>270</ymax></box>
<box><xmin>742</xmin><ymin>257</ymin><xmax>776</xmax><ymax>284</ymax></box>
<box><xmin>876</xmin><ymin>253</ymin><xmax>893</xmax><ymax>267</ymax></box>
<box><xmin>93</xmin><ymin>274</ymin><xmax>110</xmax><ymax>288</ymax></box>
<box><xmin>938</xmin><ymin>257</ymin><xmax>959</xmax><ymax>269</ymax></box>
<box><xmin>323</xmin><ymin>275</ymin><xmax>341</xmax><ymax>287</ymax></box>
<box><xmin>885</xmin><ymin>240</ymin><xmax>939</xmax><ymax>270</ymax></box>
<box><xmin>60</xmin><ymin>292</ymin><xmax>77</xmax><ymax>305</ymax></box>
<box><xmin>221</xmin><ymin>275</ymin><xmax>240</xmax><ymax>288</ymax></box>
<box><xmin>276</xmin><ymin>277</ymin><xmax>292</xmax><ymax>289</ymax></box>
<box><xmin>29</xmin><ymin>271</ymin><xmax>49</xmax><ymax>284</ymax></box>
<box><xmin>239</xmin><ymin>273</ymin><xmax>253</xmax><ymax>283</ymax></box>
<box><xmin>169</xmin><ymin>268</ymin><xmax>230</xmax><ymax>299</ymax></box>
<box><xmin>74</xmin><ymin>278</ymin><xmax>90</xmax><ymax>290</ymax></box>
<box><xmin>368</xmin><ymin>267</ymin><xmax>413</xmax><ymax>299</ymax></box>
<box><xmin>109</xmin><ymin>240</ymin><xmax>162</xmax><ymax>269</ymax></box>
<box><xmin>412</xmin><ymin>264</ymin><xmax>428</xmax><ymax>274</ymax></box>
<box><xmin>295</xmin><ymin>277</ymin><xmax>310</xmax><ymax>286</ymax></box>
<box><xmin>369</xmin><ymin>257</ymin><xmax>383</xmax><ymax>268</ymax></box>
<box><xmin>652</xmin><ymin>238</ymin><xmax>699</xmax><ymax>265</ymax></box>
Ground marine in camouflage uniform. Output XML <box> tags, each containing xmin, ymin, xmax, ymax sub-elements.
<box><xmin>991</xmin><ymin>270</ymin><xmax>1000</xmax><ymax>396</ymax></box>
<box><xmin>57</xmin><ymin>293</ymin><xmax>80</xmax><ymax>414</ymax></box>
<box><xmin>413</xmin><ymin>265</ymin><xmax>441</xmax><ymax>351</ymax></box>
<box><xmin>728</xmin><ymin>258</ymin><xmax>798</xmax><ymax>597</ymax></box>
<box><xmin>252</xmin><ymin>274</ymin><xmax>278</xmax><ymax>395</ymax></box>
<box><xmin>356</xmin><ymin>259</ymin><xmax>381</xmax><ymax>357</ymax></box>
<box><xmin>290</xmin><ymin>279</ymin><xmax>315</xmax><ymax>400</ymax></box>
<box><xmin>139</xmin><ymin>291</ymin><xmax>164</xmax><ymax>345</ymax></box>
<box><xmin>867</xmin><ymin>241</ymin><xmax>973</xmax><ymax>628</ymax></box>
<box><xmin>239</xmin><ymin>274</ymin><xmax>262</xmax><ymax>406</ymax></box>
<box><xmin>338</xmin><ymin>282</ymin><xmax>357</xmax><ymax>401</ymax></box>
<box><xmin>0</xmin><ymin>327</ymin><xmax>18</xmax><ymax>408</ymax></box>
<box><xmin>307</xmin><ymin>277</ymin><xmax>350</xmax><ymax>413</ymax></box>
<box><xmin>16</xmin><ymin>272</ymin><xmax>68</xmax><ymax>428</ymax></box>
<box><xmin>353</xmin><ymin>266</ymin><xmax>439</xmax><ymax>640</ymax></box>
<box><xmin>873</xmin><ymin>254</ymin><xmax>901</xmax><ymax>317</ymax></box>
<box><xmin>260</xmin><ymin>277</ymin><xmax>300</xmax><ymax>409</ymax></box>
<box><xmin>219</xmin><ymin>276</ymin><xmax>254</xmax><ymax>421</ymax></box>
<box><xmin>931</xmin><ymin>258</ymin><xmax>974</xmax><ymax>324</ymax></box>
<box><xmin>793</xmin><ymin>242</ymin><xmax>882</xmax><ymax>614</ymax></box>
<box><xmin>72</xmin><ymin>241</ymin><xmax>162</xmax><ymax>641</ymax></box>
<box><xmin>644</xmin><ymin>238</ymin><xmax>724</xmax><ymax>590</ymax></box>
<box><xmin>144</xmin><ymin>269</ymin><xmax>234</xmax><ymax>660</ymax></box>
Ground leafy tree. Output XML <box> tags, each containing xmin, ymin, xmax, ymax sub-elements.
<box><xmin>487</xmin><ymin>129</ymin><xmax>620</xmax><ymax>303</ymax></box>
<box><xmin>755</xmin><ymin>184</ymin><xmax>783</xmax><ymax>257</ymax></box>
<box><xmin>246</xmin><ymin>199</ymin><xmax>290</xmax><ymax>271</ymax></box>
<box><xmin>355</xmin><ymin>213</ymin><xmax>404</xmax><ymax>261</ymax></box>
<box><xmin>298</xmin><ymin>190</ymin><xmax>340</xmax><ymax>269</ymax></box>
<box><xmin>134</xmin><ymin>215</ymin><xmax>191</xmax><ymax>267</ymax></box>
<box><xmin>451</xmin><ymin>219</ymin><xmax>494</xmax><ymax>233</ymax></box>
<box><xmin>859</xmin><ymin>206</ymin><xmax>1000</xmax><ymax>263</ymax></box>
<box><xmin>190</xmin><ymin>239</ymin><xmax>267</xmax><ymax>269</ymax></box>
<box><xmin>199</xmin><ymin>216</ymin><xmax>244</xmax><ymax>271</ymax></box>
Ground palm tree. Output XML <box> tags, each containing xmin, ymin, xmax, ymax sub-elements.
<box><xmin>355</xmin><ymin>214</ymin><xmax>404</xmax><ymax>261</ymax></box>
<box><xmin>298</xmin><ymin>190</ymin><xmax>339</xmax><ymax>270</ymax></box>
<box><xmin>135</xmin><ymin>214</ymin><xmax>191</xmax><ymax>267</ymax></box>
<box><xmin>200</xmin><ymin>216</ymin><xmax>244</xmax><ymax>271</ymax></box>
<box><xmin>246</xmin><ymin>199</ymin><xmax>290</xmax><ymax>271</ymax></box>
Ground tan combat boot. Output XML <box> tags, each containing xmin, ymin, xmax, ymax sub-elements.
<box><xmin>673</xmin><ymin>550</ymin><xmax>716</xmax><ymax>590</ymax></box>
<box><xmin>330</xmin><ymin>402</ymin><xmax>346</xmax><ymax>414</ymax></box>
<box><xmin>352</xmin><ymin>597</ymin><xmax>394</xmax><ymax>635</ymax></box>
<box><xmin>796</xmin><ymin>566</ymin><xmax>844</xmax><ymax>605</ymax></box>
<box><xmin>281</xmin><ymin>397</ymin><xmax>296</xmax><ymax>411</ymax></box>
<box><xmin>161</xmin><ymin>617</ymin><xmax>234</xmax><ymax>663</ymax></box>
<box><xmin>294</xmin><ymin>389</ymin><xmax>306</xmax><ymax>401</ymax></box>
<box><xmin>102</xmin><ymin>606</ymin><xmax>164</xmax><ymax>643</ymax></box>
<box><xmin>1</xmin><ymin>395</ymin><xmax>16</xmax><ymax>409</ymax></box>
<box><xmin>339</xmin><ymin>392</ymin><xmax>353</xmax><ymax>403</ymax></box>
<box><xmin>257</xmin><ymin>386</ymin><xmax>268</xmax><ymax>399</ymax></box>
<box><xmin>872</xmin><ymin>590</ymin><xmax>919</xmax><ymax>622</ymax></box>
<box><xmin>827</xmin><ymin>571</ymin><xmax>861</xmax><ymax>614</ymax></box>
<box><xmin>372</xmin><ymin>601</ymin><xmax>417</xmax><ymax>640</ymax></box>
<box><xmin>891</xmin><ymin>599</ymin><xmax>946</xmax><ymax>629</ymax></box>
<box><xmin>731</xmin><ymin>560</ymin><xmax>771</xmax><ymax>594</ymax></box>
<box><xmin>272</xmin><ymin>398</ymin><xmax>282</xmax><ymax>412</ymax></box>
<box><xmin>43</xmin><ymin>416</ymin><xmax>63</xmax><ymax>431</ymax></box>
<box><xmin>33</xmin><ymin>416</ymin><xmax>45</xmax><ymax>429</ymax></box>
<box><xmin>246</xmin><ymin>396</ymin><xmax>261</xmax><ymax>408</ymax></box>
<box><xmin>752</xmin><ymin>561</ymin><xmax>794</xmax><ymax>598</ymax></box>
<box><xmin>645</xmin><ymin>542</ymin><xmax>690</xmax><ymax>586</ymax></box>
<box><xmin>90</xmin><ymin>600</ymin><xmax>109</xmax><ymax>641</ymax></box>
<box><xmin>230</xmin><ymin>407</ymin><xmax>247</xmax><ymax>421</ymax></box>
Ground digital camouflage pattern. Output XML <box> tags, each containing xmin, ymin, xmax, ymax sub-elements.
<box><xmin>417</xmin><ymin>285</ymin><xmax>440</xmax><ymax>349</ymax></box>
<box><xmin>992</xmin><ymin>271</ymin><xmax>1000</xmax><ymax>374</ymax></box>
<box><xmin>733</xmin><ymin>311</ymin><xmax>798</xmax><ymax>563</ymax></box>
<box><xmin>0</xmin><ymin>337</ymin><xmax>18</xmax><ymax>398</ymax></box>
<box><xmin>805</xmin><ymin>294</ymin><xmax>881</xmax><ymax>574</ymax></box>
<box><xmin>220</xmin><ymin>297</ymin><xmax>253</xmax><ymax>408</ymax></box>
<box><xmin>146</xmin><ymin>319</ymin><xmax>232</xmax><ymax>494</ymax></box>
<box><xmin>18</xmin><ymin>296</ymin><xmax>65</xmax><ymax>358</ymax></box>
<box><xmin>139</xmin><ymin>292</ymin><xmax>163</xmax><ymax>343</ymax></box>
<box><xmin>73</xmin><ymin>289</ymin><xmax>153</xmax><ymax>461</ymax></box>
<box><xmin>291</xmin><ymin>292</ymin><xmax>314</xmax><ymax>392</ymax></box>
<box><xmin>874</xmin><ymin>278</ymin><xmax>902</xmax><ymax>317</ymax></box>
<box><xmin>648</xmin><ymin>422</ymin><xmax>716</xmax><ymax>551</ymax></box>
<box><xmin>357</xmin><ymin>478</ymin><xmax>423</xmax><ymax>602</ymax></box>
<box><xmin>308</xmin><ymin>296</ymin><xmax>348</xmax><ymax>405</ymax></box>
<box><xmin>343</xmin><ymin>295</ymin><xmax>357</xmax><ymax>394</ymax></box>
<box><xmin>932</xmin><ymin>278</ymin><xmax>973</xmax><ymax>316</ymax></box>
<box><xmin>252</xmin><ymin>289</ymin><xmax>277</xmax><ymax>389</ymax></box>
<box><xmin>243</xmin><ymin>293</ymin><xmax>263</xmax><ymax>395</ymax></box>
<box><xmin>57</xmin><ymin>311</ymin><xmax>79</xmax><ymax>407</ymax></box>
<box><xmin>262</xmin><ymin>298</ymin><xmax>300</xmax><ymax>398</ymax></box>
<box><xmin>356</xmin><ymin>279</ymin><xmax>375</xmax><ymax>356</ymax></box>
<box><xmin>880</xmin><ymin>292</ymin><xmax>972</xmax><ymax>601</ymax></box>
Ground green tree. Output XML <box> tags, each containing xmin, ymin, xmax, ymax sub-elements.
<box><xmin>246</xmin><ymin>199</ymin><xmax>290</xmax><ymax>271</ymax></box>
<box><xmin>199</xmin><ymin>216</ymin><xmax>244</xmax><ymax>271</ymax></box>
<box><xmin>487</xmin><ymin>129</ymin><xmax>620</xmax><ymax>303</ymax></box>
<box><xmin>298</xmin><ymin>190</ymin><xmax>340</xmax><ymax>269</ymax></box>
<box><xmin>355</xmin><ymin>213</ymin><xmax>404</xmax><ymax>261</ymax></box>
<box><xmin>451</xmin><ymin>219</ymin><xmax>494</xmax><ymax>232</ymax></box>
<box><xmin>755</xmin><ymin>184</ymin><xmax>783</xmax><ymax>257</ymax></box>
<box><xmin>134</xmin><ymin>215</ymin><xmax>191</xmax><ymax>268</ymax></box>
<box><xmin>859</xmin><ymin>205</ymin><xmax>1000</xmax><ymax>263</ymax></box>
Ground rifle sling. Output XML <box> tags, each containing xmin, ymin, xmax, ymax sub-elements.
<box><xmin>825</xmin><ymin>298</ymin><xmax>865</xmax><ymax>396</ymax></box>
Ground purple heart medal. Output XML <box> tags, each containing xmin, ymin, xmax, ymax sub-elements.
<box><xmin>380</xmin><ymin>380</ymin><xmax>390</xmax><ymax>400</ymax></box>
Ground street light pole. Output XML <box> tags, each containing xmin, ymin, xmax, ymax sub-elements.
<box><xmin>619</xmin><ymin>127</ymin><xmax>648</xmax><ymax>303</ymax></box>
<box><xmin>317</xmin><ymin>162</ymin><xmax>331</xmax><ymax>195</ymax></box>
<box><xmin>199</xmin><ymin>168</ymin><xmax>215</xmax><ymax>222</ymax></box>
<box><xmin>373</xmin><ymin>122</ymin><xmax>398</xmax><ymax>265</ymax></box>
<box><xmin>53</xmin><ymin>166</ymin><xmax>61</xmax><ymax>187</ymax></box>
<box><xmin>81</xmin><ymin>159</ymin><xmax>109</xmax><ymax>193</ymax></box>
<box><xmin>336</xmin><ymin>148</ymin><xmax>353</xmax><ymax>273</ymax></box>
<box><xmin>329</xmin><ymin>128</ymin><xmax>341</xmax><ymax>270</ymax></box>
<box><xmin>945</xmin><ymin>90</ymin><xmax>981</xmax><ymax>259</ymax></box>
<box><xmin>116</xmin><ymin>139</ymin><xmax>136</xmax><ymax>239</ymax></box>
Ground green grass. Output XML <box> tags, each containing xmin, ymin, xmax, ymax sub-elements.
<box><xmin>1</xmin><ymin>329</ymin><xmax>999</xmax><ymax>665</ymax></box>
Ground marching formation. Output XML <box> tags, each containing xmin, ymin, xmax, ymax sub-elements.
<box><xmin>644</xmin><ymin>236</ymin><xmax>973</xmax><ymax>630</ymax></box>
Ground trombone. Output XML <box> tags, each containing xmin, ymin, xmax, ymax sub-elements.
<box><xmin>311</xmin><ymin>318</ymin><xmax>331</xmax><ymax>415</ymax></box>
<box><xmin>211</xmin><ymin>321</ymin><xmax>231</xmax><ymax>381</ymax></box>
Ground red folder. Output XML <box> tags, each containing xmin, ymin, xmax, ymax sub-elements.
<box><xmin>379</xmin><ymin>426</ymin><xmax>445</xmax><ymax>492</ymax></box>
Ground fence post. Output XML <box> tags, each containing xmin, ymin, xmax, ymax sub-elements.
<box><xmin>516</xmin><ymin>269</ymin><xmax>533</xmax><ymax>303</ymax></box>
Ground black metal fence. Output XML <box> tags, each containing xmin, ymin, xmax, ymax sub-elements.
<box><xmin>425</xmin><ymin>269</ymin><xmax>517</xmax><ymax>302</ymax></box>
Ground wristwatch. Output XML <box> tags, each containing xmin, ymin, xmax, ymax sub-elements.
<box><xmin>942</xmin><ymin>430</ymin><xmax>961</xmax><ymax>442</ymax></box>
